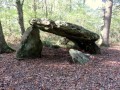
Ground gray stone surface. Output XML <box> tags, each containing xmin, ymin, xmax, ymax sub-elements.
<box><xmin>16</xmin><ymin>26</ymin><xmax>43</xmax><ymax>59</ymax></box>
<box><xmin>69</xmin><ymin>49</ymin><xmax>90</xmax><ymax>64</ymax></box>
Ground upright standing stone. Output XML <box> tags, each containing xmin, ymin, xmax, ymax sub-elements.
<box><xmin>16</xmin><ymin>26</ymin><xmax>43</xmax><ymax>59</ymax></box>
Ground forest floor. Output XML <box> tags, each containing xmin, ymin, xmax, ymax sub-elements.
<box><xmin>0</xmin><ymin>44</ymin><xmax>120</xmax><ymax>90</ymax></box>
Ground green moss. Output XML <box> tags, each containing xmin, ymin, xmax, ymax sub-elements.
<box><xmin>16</xmin><ymin>26</ymin><xmax>43</xmax><ymax>59</ymax></box>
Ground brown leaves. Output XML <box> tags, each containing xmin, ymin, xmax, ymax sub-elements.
<box><xmin>0</xmin><ymin>45</ymin><xmax>120</xmax><ymax>89</ymax></box>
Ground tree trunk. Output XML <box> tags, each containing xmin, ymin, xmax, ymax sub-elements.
<box><xmin>16</xmin><ymin>0</ymin><xmax>25</xmax><ymax>35</ymax></box>
<box><xmin>83</xmin><ymin>0</ymin><xmax>86</xmax><ymax>5</ymax></box>
<box><xmin>69</xmin><ymin>0</ymin><xmax>72</xmax><ymax>12</ymax></box>
<box><xmin>0</xmin><ymin>21</ymin><xmax>14</xmax><ymax>53</ymax></box>
<box><xmin>101</xmin><ymin>0</ymin><xmax>113</xmax><ymax>46</ymax></box>
<box><xmin>44</xmin><ymin>0</ymin><xmax>48</xmax><ymax>18</ymax></box>
<box><xmin>30</xmin><ymin>18</ymin><xmax>101</xmax><ymax>54</ymax></box>
<box><xmin>33</xmin><ymin>0</ymin><xmax>37</xmax><ymax>18</ymax></box>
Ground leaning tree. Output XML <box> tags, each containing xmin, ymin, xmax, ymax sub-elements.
<box><xmin>0</xmin><ymin>21</ymin><xmax>14</xmax><ymax>53</ymax></box>
<box><xmin>16</xmin><ymin>0</ymin><xmax>25</xmax><ymax>35</ymax></box>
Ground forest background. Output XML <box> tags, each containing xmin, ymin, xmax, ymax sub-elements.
<box><xmin>0</xmin><ymin>0</ymin><xmax>120</xmax><ymax>47</ymax></box>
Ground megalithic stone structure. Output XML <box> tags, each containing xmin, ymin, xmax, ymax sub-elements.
<box><xmin>29</xmin><ymin>18</ymin><xmax>100</xmax><ymax>54</ymax></box>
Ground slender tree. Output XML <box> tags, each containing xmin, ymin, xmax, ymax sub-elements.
<box><xmin>44</xmin><ymin>0</ymin><xmax>48</xmax><ymax>18</ymax></box>
<box><xmin>16</xmin><ymin>0</ymin><xmax>25</xmax><ymax>35</ymax></box>
<box><xmin>33</xmin><ymin>0</ymin><xmax>37</xmax><ymax>18</ymax></box>
<box><xmin>100</xmin><ymin>0</ymin><xmax>113</xmax><ymax>46</ymax></box>
<box><xmin>69</xmin><ymin>0</ymin><xmax>72</xmax><ymax>12</ymax></box>
<box><xmin>83</xmin><ymin>0</ymin><xmax>86</xmax><ymax>5</ymax></box>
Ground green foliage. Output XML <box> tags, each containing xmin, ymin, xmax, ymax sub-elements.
<box><xmin>110</xmin><ymin>6</ymin><xmax>120</xmax><ymax>43</ymax></box>
<box><xmin>0</xmin><ymin>0</ymin><xmax>120</xmax><ymax>44</ymax></box>
<box><xmin>42</xmin><ymin>40</ymin><xmax>53</xmax><ymax>47</ymax></box>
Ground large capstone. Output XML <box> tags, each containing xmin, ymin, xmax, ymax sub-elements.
<box><xmin>16</xmin><ymin>26</ymin><xmax>43</xmax><ymax>59</ymax></box>
<box><xmin>30</xmin><ymin>18</ymin><xmax>101</xmax><ymax>54</ymax></box>
<box><xmin>69</xmin><ymin>49</ymin><xmax>90</xmax><ymax>64</ymax></box>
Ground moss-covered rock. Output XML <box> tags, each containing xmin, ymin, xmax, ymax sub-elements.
<box><xmin>16</xmin><ymin>26</ymin><xmax>43</xmax><ymax>59</ymax></box>
<box><xmin>69</xmin><ymin>49</ymin><xmax>90</xmax><ymax>64</ymax></box>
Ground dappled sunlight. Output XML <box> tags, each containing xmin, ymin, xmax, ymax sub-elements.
<box><xmin>0</xmin><ymin>0</ymin><xmax>120</xmax><ymax>89</ymax></box>
<box><xmin>86</xmin><ymin>0</ymin><xmax>103</xmax><ymax>9</ymax></box>
<box><xmin>0</xmin><ymin>45</ymin><xmax>120</xmax><ymax>90</ymax></box>
<box><xmin>44</xmin><ymin>64</ymin><xmax>72</xmax><ymax>69</ymax></box>
<box><xmin>102</xmin><ymin>60</ymin><xmax>120</xmax><ymax>67</ymax></box>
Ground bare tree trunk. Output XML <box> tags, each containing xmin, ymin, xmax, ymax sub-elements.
<box><xmin>83</xmin><ymin>0</ymin><xmax>86</xmax><ymax>5</ymax></box>
<box><xmin>0</xmin><ymin>21</ymin><xmax>6</xmax><ymax>49</ymax></box>
<box><xmin>33</xmin><ymin>0</ymin><xmax>37</xmax><ymax>18</ymax></box>
<box><xmin>0</xmin><ymin>21</ymin><xmax>14</xmax><ymax>53</ymax></box>
<box><xmin>69</xmin><ymin>0</ymin><xmax>72</xmax><ymax>12</ymax></box>
<box><xmin>16</xmin><ymin>0</ymin><xmax>25</xmax><ymax>35</ymax></box>
<box><xmin>101</xmin><ymin>0</ymin><xmax>113</xmax><ymax>46</ymax></box>
<box><xmin>50</xmin><ymin>1</ymin><xmax>53</xmax><ymax>14</ymax></box>
<box><xmin>44</xmin><ymin>0</ymin><xmax>48</xmax><ymax>18</ymax></box>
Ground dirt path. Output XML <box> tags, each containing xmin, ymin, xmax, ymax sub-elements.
<box><xmin>0</xmin><ymin>45</ymin><xmax>120</xmax><ymax>90</ymax></box>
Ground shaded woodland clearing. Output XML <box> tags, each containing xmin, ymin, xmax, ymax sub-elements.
<box><xmin>0</xmin><ymin>45</ymin><xmax>120</xmax><ymax>90</ymax></box>
<box><xmin>0</xmin><ymin>0</ymin><xmax>120</xmax><ymax>89</ymax></box>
